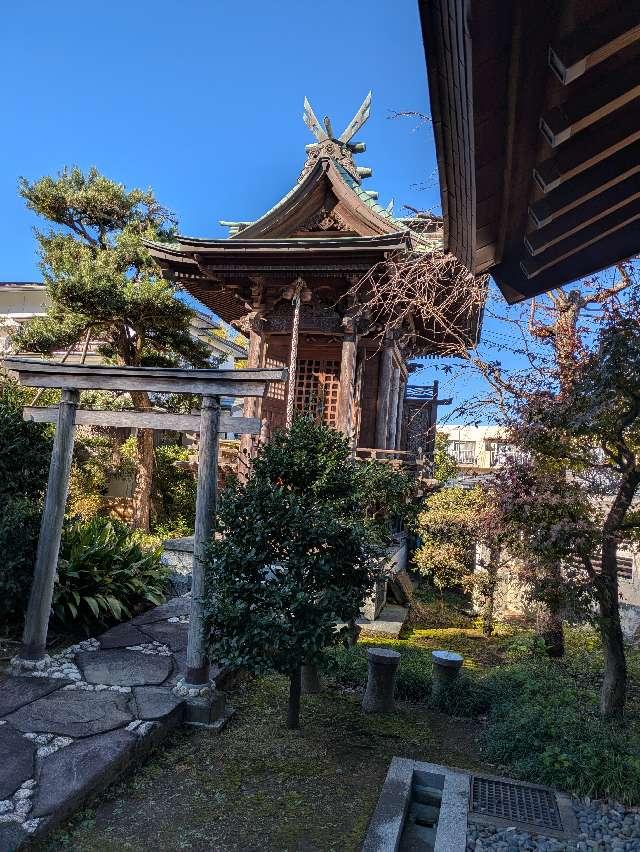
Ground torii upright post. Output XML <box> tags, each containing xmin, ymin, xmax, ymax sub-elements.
<box><xmin>185</xmin><ymin>395</ymin><xmax>220</xmax><ymax>685</ymax></box>
<box><xmin>22</xmin><ymin>388</ymin><xmax>79</xmax><ymax>660</ymax></box>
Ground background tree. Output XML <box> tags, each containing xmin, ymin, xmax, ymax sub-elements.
<box><xmin>15</xmin><ymin>167</ymin><xmax>210</xmax><ymax>530</ymax></box>
<box><xmin>203</xmin><ymin>418</ymin><xmax>378</xmax><ymax>728</ymax></box>
<box><xmin>510</xmin><ymin>306</ymin><xmax>640</xmax><ymax>719</ymax></box>
<box><xmin>433</xmin><ymin>431</ymin><xmax>458</xmax><ymax>483</ymax></box>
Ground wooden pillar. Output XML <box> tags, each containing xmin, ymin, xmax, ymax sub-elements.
<box><xmin>21</xmin><ymin>388</ymin><xmax>79</xmax><ymax>661</ymax></box>
<box><xmin>395</xmin><ymin>378</ymin><xmax>407</xmax><ymax>450</ymax></box>
<box><xmin>386</xmin><ymin>365</ymin><xmax>401</xmax><ymax>450</ymax></box>
<box><xmin>240</xmin><ymin>325</ymin><xmax>264</xmax><ymax>466</ymax></box>
<box><xmin>285</xmin><ymin>282</ymin><xmax>303</xmax><ymax>429</ymax></box>
<box><xmin>375</xmin><ymin>336</ymin><xmax>394</xmax><ymax>449</ymax></box>
<box><xmin>185</xmin><ymin>395</ymin><xmax>220</xmax><ymax>685</ymax></box>
<box><xmin>337</xmin><ymin>321</ymin><xmax>357</xmax><ymax>443</ymax></box>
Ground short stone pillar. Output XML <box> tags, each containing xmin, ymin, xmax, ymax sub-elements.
<box><xmin>431</xmin><ymin>650</ymin><xmax>463</xmax><ymax>699</ymax></box>
<box><xmin>362</xmin><ymin>647</ymin><xmax>401</xmax><ymax>714</ymax></box>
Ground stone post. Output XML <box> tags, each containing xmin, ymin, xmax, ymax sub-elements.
<box><xmin>20</xmin><ymin>388</ymin><xmax>79</xmax><ymax>661</ymax></box>
<box><xmin>362</xmin><ymin>647</ymin><xmax>401</xmax><ymax>714</ymax></box>
<box><xmin>431</xmin><ymin>650</ymin><xmax>463</xmax><ymax>699</ymax></box>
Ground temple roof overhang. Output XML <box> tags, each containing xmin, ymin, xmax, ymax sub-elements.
<box><xmin>419</xmin><ymin>0</ymin><xmax>640</xmax><ymax>303</ymax></box>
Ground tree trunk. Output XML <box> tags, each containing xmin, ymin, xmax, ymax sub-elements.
<box><xmin>598</xmin><ymin>534</ymin><xmax>628</xmax><ymax>720</ymax></box>
<box><xmin>596</xmin><ymin>467</ymin><xmax>640</xmax><ymax>719</ymax></box>
<box><xmin>536</xmin><ymin>560</ymin><xmax>565</xmax><ymax>657</ymax></box>
<box><xmin>481</xmin><ymin>546</ymin><xmax>500</xmax><ymax>637</ymax></box>
<box><xmin>301</xmin><ymin>663</ymin><xmax>321</xmax><ymax>694</ymax></box>
<box><xmin>130</xmin><ymin>390</ymin><xmax>154</xmax><ymax>532</ymax></box>
<box><xmin>287</xmin><ymin>666</ymin><xmax>302</xmax><ymax>729</ymax></box>
<box><xmin>537</xmin><ymin>603</ymin><xmax>565</xmax><ymax>658</ymax></box>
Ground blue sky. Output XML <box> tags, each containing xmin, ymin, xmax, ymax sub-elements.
<box><xmin>1</xmin><ymin>0</ymin><xmax>508</xmax><ymax>420</ymax></box>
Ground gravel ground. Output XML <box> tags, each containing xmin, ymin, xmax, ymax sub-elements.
<box><xmin>467</xmin><ymin>801</ymin><xmax>640</xmax><ymax>851</ymax></box>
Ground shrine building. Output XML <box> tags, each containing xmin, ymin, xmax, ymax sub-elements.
<box><xmin>146</xmin><ymin>95</ymin><xmax>481</xmax><ymax>463</ymax></box>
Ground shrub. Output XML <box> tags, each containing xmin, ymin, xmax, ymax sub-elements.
<box><xmin>152</xmin><ymin>443</ymin><xmax>197</xmax><ymax>533</ymax></box>
<box><xmin>354</xmin><ymin>461</ymin><xmax>416</xmax><ymax>545</ymax></box>
<box><xmin>204</xmin><ymin>418</ymin><xmax>377</xmax><ymax>728</ymax></box>
<box><xmin>483</xmin><ymin>661</ymin><xmax>640</xmax><ymax>802</ymax></box>
<box><xmin>0</xmin><ymin>498</ymin><xmax>43</xmax><ymax>637</ymax></box>
<box><xmin>54</xmin><ymin>516</ymin><xmax>168</xmax><ymax>634</ymax></box>
<box><xmin>0</xmin><ymin>378</ymin><xmax>52</xmax><ymax>636</ymax></box>
<box><xmin>0</xmin><ymin>378</ymin><xmax>51</xmax><ymax>503</ymax></box>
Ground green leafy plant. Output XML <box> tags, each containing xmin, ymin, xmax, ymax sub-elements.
<box><xmin>54</xmin><ymin>516</ymin><xmax>168</xmax><ymax>634</ymax></box>
<box><xmin>483</xmin><ymin>661</ymin><xmax>640</xmax><ymax>802</ymax></box>
<box><xmin>354</xmin><ymin>460</ymin><xmax>416</xmax><ymax>545</ymax></box>
<box><xmin>204</xmin><ymin>417</ymin><xmax>378</xmax><ymax>728</ymax></box>
<box><xmin>151</xmin><ymin>442</ymin><xmax>197</xmax><ymax>533</ymax></box>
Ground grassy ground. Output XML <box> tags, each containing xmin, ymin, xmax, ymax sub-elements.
<box><xmin>37</xmin><ymin>586</ymin><xmax>640</xmax><ymax>850</ymax></box>
<box><xmin>38</xmin><ymin>677</ymin><xmax>485</xmax><ymax>852</ymax></box>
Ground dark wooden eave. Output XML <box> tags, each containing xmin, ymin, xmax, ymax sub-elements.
<box><xmin>419</xmin><ymin>0</ymin><xmax>640</xmax><ymax>302</ymax></box>
<box><xmin>146</xmin><ymin>233</ymin><xmax>410</xmax><ymax>324</ymax></box>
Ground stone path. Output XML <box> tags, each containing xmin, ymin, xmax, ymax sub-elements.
<box><xmin>0</xmin><ymin>595</ymin><xmax>225</xmax><ymax>852</ymax></box>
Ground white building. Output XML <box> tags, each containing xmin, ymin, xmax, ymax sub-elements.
<box><xmin>438</xmin><ymin>424</ymin><xmax>522</xmax><ymax>471</ymax></box>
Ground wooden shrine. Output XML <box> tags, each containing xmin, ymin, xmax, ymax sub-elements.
<box><xmin>146</xmin><ymin>95</ymin><xmax>479</xmax><ymax>465</ymax></box>
<box><xmin>4</xmin><ymin>357</ymin><xmax>286</xmax><ymax>686</ymax></box>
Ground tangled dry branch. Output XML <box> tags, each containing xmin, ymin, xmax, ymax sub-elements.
<box><xmin>347</xmin><ymin>248</ymin><xmax>488</xmax><ymax>357</ymax></box>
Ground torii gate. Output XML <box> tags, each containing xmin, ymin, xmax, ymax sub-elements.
<box><xmin>3</xmin><ymin>357</ymin><xmax>286</xmax><ymax>687</ymax></box>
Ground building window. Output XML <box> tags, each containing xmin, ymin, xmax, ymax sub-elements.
<box><xmin>618</xmin><ymin>554</ymin><xmax>634</xmax><ymax>581</ymax></box>
<box><xmin>452</xmin><ymin>440</ymin><xmax>476</xmax><ymax>465</ymax></box>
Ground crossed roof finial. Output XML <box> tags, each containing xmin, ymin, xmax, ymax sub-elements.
<box><xmin>303</xmin><ymin>92</ymin><xmax>372</xmax><ymax>143</ymax></box>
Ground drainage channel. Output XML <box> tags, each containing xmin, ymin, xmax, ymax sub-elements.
<box><xmin>398</xmin><ymin>768</ymin><xmax>443</xmax><ymax>851</ymax></box>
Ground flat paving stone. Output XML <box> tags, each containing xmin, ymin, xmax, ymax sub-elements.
<box><xmin>76</xmin><ymin>649</ymin><xmax>173</xmax><ymax>686</ymax></box>
<box><xmin>138</xmin><ymin>621</ymin><xmax>188</xmax><ymax>652</ymax></box>
<box><xmin>98</xmin><ymin>623</ymin><xmax>150</xmax><ymax>650</ymax></box>
<box><xmin>0</xmin><ymin>675</ymin><xmax>71</xmax><ymax>717</ymax></box>
<box><xmin>7</xmin><ymin>689</ymin><xmax>133</xmax><ymax>738</ymax></box>
<box><xmin>133</xmin><ymin>686</ymin><xmax>185</xmax><ymax>722</ymax></box>
<box><xmin>0</xmin><ymin>822</ymin><xmax>29</xmax><ymax>852</ymax></box>
<box><xmin>132</xmin><ymin>597</ymin><xmax>190</xmax><ymax>625</ymax></box>
<box><xmin>31</xmin><ymin>729</ymin><xmax>136</xmax><ymax>819</ymax></box>
<box><xmin>0</xmin><ymin>725</ymin><xmax>35</xmax><ymax>799</ymax></box>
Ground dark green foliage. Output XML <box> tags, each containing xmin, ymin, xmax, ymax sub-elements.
<box><xmin>0</xmin><ymin>498</ymin><xmax>43</xmax><ymax>636</ymax></box>
<box><xmin>54</xmin><ymin>516</ymin><xmax>168</xmax><ymax>634</ymax></box>
<box><xmin>354</xmin><ymin>460</ymin><xmax>416</xmax><ymax>545</ymax></box>
<box><xmin>0</xmin><ymin>378</ymin><xmax>52</xmax><ymax>635</ymax></box>
<box><xmin>483</xmin><ymin>661</ymin><xmax>640</xmax><ymax>802</ymax></box>
<box><xmin>151</xmin><ymin>443</ymin><xmax>197</xmax><ymax>533</ymax></box>
<box><xmin>203</xmin><ymin>418</ymin><xmax>377</xmax><ymax>718</ymax></box>
<box><xmin>0</xmin><ymin>378</ymin><xmax>51</xmax><ymax>503</ymax></box>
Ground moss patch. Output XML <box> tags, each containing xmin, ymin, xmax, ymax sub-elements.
<box><xmin>39</xmin><ymin>676</ymin><xmax>485</xmax><ymax>852</ymax></box>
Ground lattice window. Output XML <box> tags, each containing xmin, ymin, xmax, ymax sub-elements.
<box><xmin>294</xmin><ymin>359</ymin><xmax>340</xmax><ymax>427</ymax></box>
<box><xmin>265</xmin><ymin>357</ymin><xmax>286</xmax><ymax>400</ymax></box>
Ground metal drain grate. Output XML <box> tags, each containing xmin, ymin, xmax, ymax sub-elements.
<box><xmin>471</xmin><ymin>776</ymin><xmax>562</xmax><ymax>830</ymax></box>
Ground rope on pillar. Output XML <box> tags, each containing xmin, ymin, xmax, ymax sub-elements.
<box><xmin>285</xmin><ymin>278</ymin><xmax>304</xmax><ymax>429</ymax></box>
